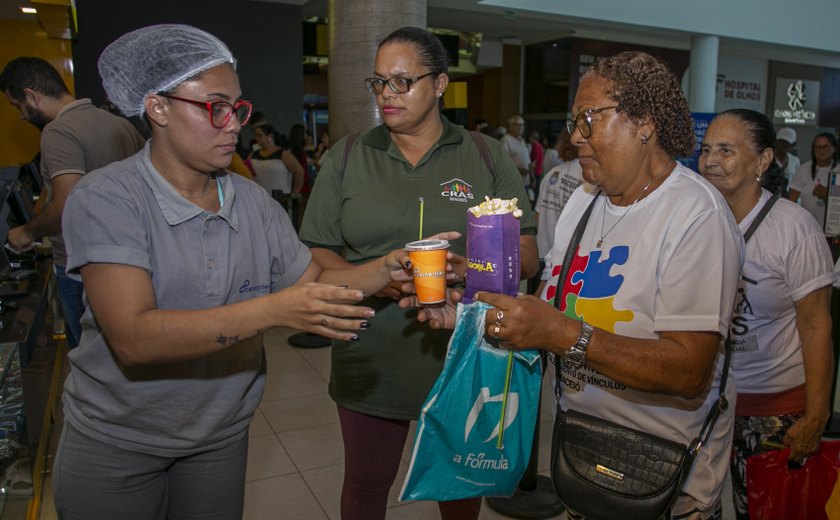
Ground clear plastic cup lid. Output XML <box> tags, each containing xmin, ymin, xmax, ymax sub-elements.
<box><xmin>405</xmin><ymin>239</ymin><xmax>449</xmax><ymax>251</ymax></box>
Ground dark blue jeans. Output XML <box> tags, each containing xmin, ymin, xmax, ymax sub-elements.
<box><xmin>54</xmin><ymin>264</ymin><xmax>83</xmax><ymax>349</ymax></box>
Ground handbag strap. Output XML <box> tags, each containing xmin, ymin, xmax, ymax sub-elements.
<box><xmin>552</xmin><ymin>192</ymin><xmax>601</xmax><ymax>313</ymax></box>
<box><xmin>690</xmin><ymin>193</ymin><xmax>779</xmax><ymax>455</ymax></box>
<box><xmin>743</xmin><ymin>194</ymin><xmax>779</xmax><ymax>243</ymax></box>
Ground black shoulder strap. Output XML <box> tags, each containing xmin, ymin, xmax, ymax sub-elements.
<box><xmin>743</xmin><ymin>195</ymin><xmax>779</xmax><ymax>243</ymax></box>
<box><xmin>691</xmin><ymin>195</ymin><xmax>779</xmax><ymax>455</ymax></box>
<box><xmin>552</xmin><ymin>193</ymin><xmax>600</xmax><ymax>311</ymax></box>
<box><xmin>339</xmin><ymin>133</ymin><xmax>360</xmax><ymax>181</ymax></box>
<box><xmin>468</xmin><ymin>130</ymin><xmax>495</xmax><ymax>179</ymax></box>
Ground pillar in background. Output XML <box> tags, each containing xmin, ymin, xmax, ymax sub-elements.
<box><xmin>688</xmin><ymin>35</ymin><xmax>719</xmax><ymax>113</ymax></box>
<box><xmin>328</xmin><ymin>0</ymin><xmax>425</xmax><ymax>141</ymax></box>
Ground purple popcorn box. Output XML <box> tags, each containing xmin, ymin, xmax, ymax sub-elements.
<box><xmin>462</xmin><ymin>212</ymin><xmax>520</xmax><ymax>304</ymax></box>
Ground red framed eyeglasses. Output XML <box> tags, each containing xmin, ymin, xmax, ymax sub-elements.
<box><xmin>160</xmin><ymin>94</ymin><xmax>253</xmax><ymax>128</ymax></box>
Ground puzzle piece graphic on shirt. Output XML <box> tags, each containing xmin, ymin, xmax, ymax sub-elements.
<box><xmin>575</xmin><ymin>296</ymin><xmax>633</xmax><ymax>333</ymax></box>
<box><xmin>546</xmin><ymin>247</ymin><xmax>589</xmax><ymax>312</ymax></box>
<box><xmin>562</xmin><ymin>292</ymin><xmax>580</xmax><ymax>321</ymax></box>
<box><xmin>571</xmin><ymin>246</ymin><xmax>629</xmax><ymax>298</ymax></box>
<box><xmin>566</xmin><ymin>247</ymin><xmax>589</xmax><ymax>295</ymax></box>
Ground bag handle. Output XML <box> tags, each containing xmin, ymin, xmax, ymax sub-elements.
<box><xmin>689</xmin><ymin>193</ymin><xmax>778</xmax><ymax>455</ymax></box>
<box><xmin>467</xmin><ymin>130</ymin><xmax>496</xmax><ymax>180</ymax></box>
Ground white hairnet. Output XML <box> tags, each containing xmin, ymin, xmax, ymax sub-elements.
<box><xmin>98</xmin><ymin>24</ymin><xmax>236</xmax><ymax>117</ymax></box>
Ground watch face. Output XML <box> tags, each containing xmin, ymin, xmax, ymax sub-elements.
<box><xmin>563</xmin><ymin>353</ymin><xmax>584</xmax><ymax>370</ymax></box>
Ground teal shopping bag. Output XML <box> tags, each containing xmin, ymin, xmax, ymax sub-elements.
<box><xmin>399</xmin><ymin>301</ymin><xmax>542</xmax><ymax>501</ymax></box>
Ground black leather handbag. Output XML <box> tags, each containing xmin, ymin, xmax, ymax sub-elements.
<box><xmin>548</xmin><ymin>194</ymin><xmax>778</xmax><ymax>520</ymax></box>
<box><xmin>551</xmin><ymin>408</ymin><xmax>695</xmax><ymax>520</ymax></box>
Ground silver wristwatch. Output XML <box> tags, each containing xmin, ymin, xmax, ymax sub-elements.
<box><xmin>563</xmin><ymin>321</ymin><xmax>593</xmax><ymax>369</ymax></box>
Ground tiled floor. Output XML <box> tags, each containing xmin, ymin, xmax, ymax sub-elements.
<box><xmin>37</xmin><ymin>327</ymin><xmax>737</xmax><ymax>520</ymax></box>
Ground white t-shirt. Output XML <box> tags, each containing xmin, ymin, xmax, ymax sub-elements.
<box><xmin>730</xmin><ymin>189</ymin><xmax>833</xmax><ymax>393</ymax></box>
<box><xmin>250</xmin><ymin>153</ymin><xmax>292</xmax><ymax>194</ymax></box>
<box><xmin>501</xmin><ymin>134</ymin><xmax>530</xmax><ymax>172</ymax></box>
<box><xmin>789</xmin><ymin>160</ymin><xmax>834</xmax><ymax>230</ymax></box>
<box><xmin>535</xmin><ymin>159</ymin><xmax>586</xmax><ymax>259</ymax></box>
<box><xmin>543</xmin><ymin>163</ymin><xmax>743</xmax><ymax>510</ymax></box>
<box><xmin>776</xmin><ymin>152</ymin><xmax>801</xmax><ymax>185</ymax></box>
<box><xmin>542</xmin><ymin>148</ymin><xmax>563</xmax><ymax>174</ymax></box>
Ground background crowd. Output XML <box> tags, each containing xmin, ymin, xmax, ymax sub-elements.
<box><xmin>1</xmin><ymin>20</ymin><xmax>839</xmax><ymax>520</ymax></box>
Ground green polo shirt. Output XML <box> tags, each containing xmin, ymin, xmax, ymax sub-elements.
<box><xmin>300</xmin><ymin>117</ymin><xmax>535</xmax><ymax>420</ymax></box>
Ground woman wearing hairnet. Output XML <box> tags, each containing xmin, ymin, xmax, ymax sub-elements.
<box><xmin>53</xmin><ymin>25</ymin><xmax>419</xmax><ymax>520</ymax></box>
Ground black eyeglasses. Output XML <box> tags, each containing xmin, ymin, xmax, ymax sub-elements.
<box><xmin>160</xmin><ymin>94</ymin><xmax>253</xmax><ymax>129</ymax></box>
<box><xmin>364</xmin><ymin>72</ymin><xmax>436</xmax><ymax>95</ymax></box>
<box><xmin>566</xmin><ymin>105</ymin><xmax>619</xmax><ymax>138</ymax></box>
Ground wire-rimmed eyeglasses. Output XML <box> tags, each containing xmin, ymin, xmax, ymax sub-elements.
<box><xmin>160</xmin><ymin>94</ymin><xmax>253</xmax><ymax>129</ymax></box>
<box><xmin>566</xmin><ymin>105</ymin><xmax>619</xmax><ymax>138</ymax></box>
<box><xmin>364</xmin><ymin>72</ymin><xmax>436</xmax><ymax>95</ymax></box>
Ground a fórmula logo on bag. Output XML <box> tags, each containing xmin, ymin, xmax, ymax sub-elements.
<box><xmin>464</xmin><ymin>387</ymin><xmax>519</xmax><ymax>443</ymax></box>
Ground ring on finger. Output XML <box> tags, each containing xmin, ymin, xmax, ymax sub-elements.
<box><xmin>493</xmin><ymin>324</ymin><xmax>501</xmax><ymax>336</ymax></box>
<box><xmin>495</xmin><ymin>310</ymin><xmax>504</xmax><ymax>326</ymax></box>
<box><xmin>320</xmin><ymin>318</ymin><xmax>328</xmax><ymax>326</ymax></box>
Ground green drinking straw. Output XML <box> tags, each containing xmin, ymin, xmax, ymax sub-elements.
<box><xmin>418</xmin><ymin>197</ymin><xmax>424</xmax><ymax>239</ymax></box>
<box><xmin>497</xmin><ymin>351</ymin><xmax>515</xmax><ymax>449</ymax></box>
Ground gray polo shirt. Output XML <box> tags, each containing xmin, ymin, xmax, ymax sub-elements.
<box><xmin>61</xmin><ymin>142</ymin><xmax>310</xmax><ymax>456</ymax></box>
<box><xmin>40</xmin><ymin>98</ymin><xmax>145</xmax><ymax>266</ymax></box>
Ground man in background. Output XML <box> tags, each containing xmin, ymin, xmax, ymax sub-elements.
<box><xmin>501</xmin><ymin>115</ymin><xmax>531</xmax><ymax>193</ymax></box>
<box><xmin>775</xmin><ymin>127</ymin><xmax>800</xmax><ymax>195</ymax></box>
<box><xmin>0</xmin><ymin>57</ymin><xmax>145</xmax><ymax>348</ymax></box>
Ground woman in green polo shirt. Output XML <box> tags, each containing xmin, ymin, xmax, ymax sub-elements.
<box><xmin>300</xmin><ymin>26</ymin><xmax>538</xmax><ymax>520</ymax></box>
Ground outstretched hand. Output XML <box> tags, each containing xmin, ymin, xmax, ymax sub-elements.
<box><xmin>274</xmin><ymin>283</ymin><xmax>375</xmax><ymax>341</ymax></box>
<box><xmin>399</xmin><ymin>289</ymin><xmax>462</xmax><ymax>330</ymax></box>
<box><xmin>383</xmin><ymin>248</ymin><xmax>412</xmax><ymax>282</ymax></box>
<box><xmin>377</xmin><ymin>231</ymin><xmax>462</xmax><ymax>300</ymax></box>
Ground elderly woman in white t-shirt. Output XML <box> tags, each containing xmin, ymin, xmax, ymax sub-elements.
<box><xmin>700</xmin><ymin>109</ymin><xmax>834</xmax><ymax>520</ymax></box>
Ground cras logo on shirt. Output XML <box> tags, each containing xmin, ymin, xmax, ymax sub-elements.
<box><xmin>545</xmin><ymin>245</ymin><xmax>633</xmax><ymax>333</ymax></box>
<box><xmin>440</xmin><ymin>178</ymin><xmax>475</xmax><ymax>202</ymax></box>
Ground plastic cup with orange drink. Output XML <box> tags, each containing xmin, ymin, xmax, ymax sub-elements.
<box><xmin>405</xmin><ymin>239</ymin><xmax>449</xmax><ymax>304</ymax></box>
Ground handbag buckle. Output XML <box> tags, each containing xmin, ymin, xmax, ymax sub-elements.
<box><xmin>688</xmin><ymin>437</ymin><xmax>703</xmax><ymax>456</ymax></box>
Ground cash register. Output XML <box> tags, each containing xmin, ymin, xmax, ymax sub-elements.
<box><xmin>0</xmin><ymin>170</ymin><xmax>41</xmax><ymax>312</ymax></box>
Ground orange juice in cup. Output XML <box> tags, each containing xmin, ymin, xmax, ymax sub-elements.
<box><xmin>405</xmin><ymin>239</ymin><xmax>449</xmax><ymax>304</ymax></box>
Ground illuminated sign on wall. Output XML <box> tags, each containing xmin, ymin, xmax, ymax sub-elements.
<box><xmin>773</xmin><ymin>78</ymin><xmax>820</xmax><ymax>126</ymax></box>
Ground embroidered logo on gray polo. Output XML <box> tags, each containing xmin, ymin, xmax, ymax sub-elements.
<box><xmin>239</xmin><ymin>279</ymin><xmax>270</xmax><ymax>294</ymax></box>
<box><xmin>440</xmin><ymin>178</ymin><xmax>475</xmax><ymax>202</ymax></box>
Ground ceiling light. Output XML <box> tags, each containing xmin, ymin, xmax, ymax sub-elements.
<box><xmin>20</xmin><ymin>7</ymin><xmax>37</xmax><ymax>14</ymax></box>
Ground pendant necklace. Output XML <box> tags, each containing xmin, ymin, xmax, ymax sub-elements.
<box><xmin>181</xmin><ymin>174</ymin><xmax>214</xmax><ymax>200</ymax></box>
<box><xmin>596</xmin><ymin>161</ymin><xmax>674</xmax><ymax>248</ymax></box>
